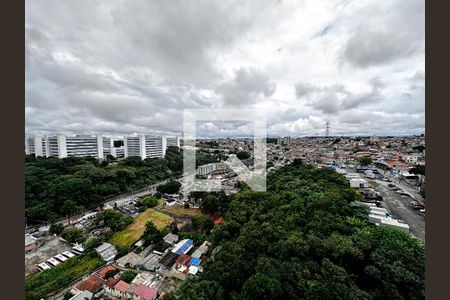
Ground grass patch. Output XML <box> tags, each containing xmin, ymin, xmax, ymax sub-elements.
<box><xmin>25</xmin><ymin>255</ymin><xmax>104</xmax><ymax>300</ymax></box>
<box><xmin>162</xmin><ymin>204</ymin><xmax>204</xmax><ymax>217</ymax></box>
<box><xmin>109</xmin><ymin>209</ymin><xmax>172</xmax><ymax>249</ymax></box>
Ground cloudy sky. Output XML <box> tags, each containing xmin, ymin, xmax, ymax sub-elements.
<box><xmin>26</xmin><ymin>0</ymin><xmax>424</xmax><ymax>137</ymax></box>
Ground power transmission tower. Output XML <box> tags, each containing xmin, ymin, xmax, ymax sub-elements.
<box><xmin>325</xmin><ymin>122</ymin><xmax>330</xmax><ymax>137</ymax></box>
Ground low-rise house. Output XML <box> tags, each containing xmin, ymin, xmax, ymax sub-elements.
<box><xmin>116</xmin><ymin>252</ymin><xmax>143</xmax><ymax>268</ymax></box>
<box><xmin>104</xmin><ymin>279</ymin><xmax>130</xmax><ymax>299</ymax></box>
<box><xmin>163</xmin><ymin>233</ymin><xmax>179</xmax><ymax>245</ymax></box>
<box><xmin>349</xmin><ymin>178</ymin><xmax>369</xmax><ymax>188</ymax></box>
<box><xmin>132</xmin><ymin>284</ymin><xmax>158</xmax><ymax>300</ymax></box>
<box><xmin>71</xmin><ymin>274</ymin><xmax>105</xmax><ymax>296</ymax></box>
<box><xmin>95</xmin><ymin>242</ymin><xmax>118</xmax><ymax>261</ymax></box>
<box><xmin>171</xmin><ymin>239</ymin><xmax>194</xmax><ymax>255</ymax></box>
<box><xmin>69</xmin><ymin>290</ymin><xmax>94</xmax><ymax>300</ymax></box>
<box><xmin>191</xmin><ymin>241</ymin><xmax>211</xmax><ymax>259</ymax></box>
<box><xmin>98</xmin><ymin>265</ymin><xmax>119</xmax><ymax>280</ymax></box>
<box><xmin>25</xmin><ymin>234</ymin><xmax>38</xmax><ymax>253</ymax></box>
<box><xmin>141</xmin><ymin>253</ymin><xmax>166</xmax><ymax>272</ymax></box>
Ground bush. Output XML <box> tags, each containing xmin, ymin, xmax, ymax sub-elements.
<box><xmin>49</xmin><ymin>223</ymin><xmax>64</xmax><ymax>235</ymax></box>
<box><xmin>83</xmin><ymin>237</ymin><xmax>103</xmax><ymax>251</ymax></box>
<box><xmin>236</xmin><ymin>151</ymin><xmax>251</xmax><ymax>160</ymax></box>
<box><xmin>121</xmin><ymin>270</ymin><xmax>138</xmax><ymax>283</ymax></box>
<box><xmin>62</xmin><ymin>228</ymin><xmax>85</xmax><ymax>243</ymax></box>
<box><xmin>142</xmin><ymin>196</ymin><xmax>159</xmax><ymax>208</ymax></box>
<box><xmin>157</xmin><ymin>180</ymin><xmax>181</xmax><ymax>194</ymax></box>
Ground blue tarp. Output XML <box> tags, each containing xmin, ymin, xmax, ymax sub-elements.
<box><xmin>175</xmin><ymin>239</ymin><xmax>193</xmax><ymax>255</ymax></box>
<box><xmin>190</xmin><ymin>257</ymin><xmax>201</xmax><ymax>266</ymax></box>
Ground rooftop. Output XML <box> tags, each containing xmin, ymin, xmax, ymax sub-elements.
<box><xmin>114</xmin><ymin>280</ymin><xmax>130</xmax><ymax>293</ymax></box>
<box><xmin>97</xmin><ymin>265</ymin><xmax>118</xmax><ymax>279</ymax></box>
<box><xmin>133</xmin><ymin>283</ymin><xmax>157</xmax><ymax>300</ymax></box>
<box><xmin>75</xmin><ymin>275</ymin><xmax>105</xmax><ymax>294</ymax></box>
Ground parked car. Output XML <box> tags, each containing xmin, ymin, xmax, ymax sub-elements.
<box><xmin>410</xmin><ymin>201</ymin><xmax>425</xmax><ymax>210</ymax></box>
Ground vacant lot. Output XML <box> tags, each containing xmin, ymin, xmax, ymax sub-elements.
<box><xmin>25</xmin><ymin>236</ymin><xmax>72</xmax><ymax>278</ymax></box>
<box><xmin>162</xmin><ymin>204</ymin><xmax>203</xmax><ymax>217</ymax></box>
<box><xmin>109</xmin><ymin>209</ymin><xmax>173</xmax><ymax>249</ymax></box>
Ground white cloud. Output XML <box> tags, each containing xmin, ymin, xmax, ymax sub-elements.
<box><xmin>25</xmin><ymin>0</ymin><xmax>424</xmax><ymax>137</ymax></box>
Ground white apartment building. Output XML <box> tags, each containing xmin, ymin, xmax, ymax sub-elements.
<box><xmin>26</xmin><ymin>134</ymin><xmax>104</xmax><ymax>159</ymax></box>
<box><xmin>25</xmin><ymin>136</ymin><xmax>46</xmax><ymax>157</ymax></box>
<box><xmin>48</xmin><ymin>134</ymin><xmax>104</xmax><ymax>159</ymax></box>
<box><xmin>197</xmin><ymin>162</ymin><xmax>230</xmax><ymax>177</ymax></box>
<box><xmin>166</xmin><ymin>136</ymin><xmax>181</xmax><ymax>148</ymax></box>
<box><xmin>26</xmin><ymin>133</ymin><xmax>180</xmax><ymax>160</ymax></box>
<box><xmin>110</xmin><ymin>147</ymin><xmax>124</xmax><ymax>158</ymax></box>
<box><xmin>102</xmin><ymin>137</ymin><xmax>113</xmax><ymax>157</ymax></box>
<box><xmin>124</xmin><ymin>135</ymin><xmax>167</xmax><ymax>159</ymax></box>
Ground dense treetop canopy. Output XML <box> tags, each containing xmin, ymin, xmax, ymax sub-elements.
<box><xmin>169</xmin><ymin>163</ymin><xmax>425</xmax><ymax>300</ymax></box>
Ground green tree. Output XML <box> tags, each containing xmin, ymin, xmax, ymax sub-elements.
<box><xmin>191</xmin><ymin>215</ymin><xmax>214</xmax><ymax>233</ymax></box>
<box><xmin>200</xmin><ymin>195</ymin><xmax>219</xmax><ymax>215</ymax></box>
<box><xmin>173</xmin><ymin>163</ymin><xmax>425</xmax><ymax>299</ymax></box>
<box><xmin>49</xmin><ymin>223</ymin><xmax>64</xmax><ymax>235</ymax></box>
<box><xmin>142</xmin><ymin>196</ymin><xmax>159</xmax><ymax>208</ymax></box>
<box><xmin>410</xmin><ymin>164</ymin><xmax>425</xmax><ymax>175</ymax></box>
<box><xmin>168</xmin><ymin>278</ymin><xmax>224</xmax><ymax>300</ymax></box>
<box><xmin>142</xmin><ymin>221</ymin><xmax>163</xmax><ymax>247</ymax></box>
<box><xmin>236</xmin><ymin>151</ymin><xmax>251</xmax><ymax>160</ymax></box>
<box><xmin>62</xmin><ymin>228</ymin><xmax>85</xmax><ymax>243</ymax></box>
<box><xmin>61</xmin><ymin>200</ymin><xmax>78</xmax><ymax>217</ymax></box>
<box><xmin>83</xmin><ymin>237</ymin><xmax>103</xmax><ymax>251</ymax></box>
<box><xmin>120</xmin><ymin>270</ymin><xmax>137</xmax><ymax>283</ymax></box>
<box><xmin>101</xmin><ymin>210</ymin><xmax>132</xmax><ymax>232</ymax></box>
<box><xmin>359</xmin><ymin>155</ymin><xmax>373</xmax><ymax>166</ymax></box>
<box><xmin>157</xmin><ymin>180</ymin><xmax>181</xmax><ymax>194</ymax></box>
<box><xmin>240</xmin><ymin>273</ymin><xmax>283</xmax><ymax>300</ymax></box>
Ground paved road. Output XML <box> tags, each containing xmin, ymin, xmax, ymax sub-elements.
<box><xmin>371</xmin><ymin>179</ymin><xmax>425</xmax><ymax>243</ymax></box>
<box><xmin>104</xmin><ymin>179</ymin><xmax>170</xmax><ymax>209</ymax></box>
<box><xmin>376</xmin><ymin>168</ymin><xmax>425</xmax><ymax>204</ymax></box>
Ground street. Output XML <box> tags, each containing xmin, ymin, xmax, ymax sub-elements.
<box><xmin>371</xmin><ymin>179</ymin><xmax>425</xmax><ymax>243</ymax></box>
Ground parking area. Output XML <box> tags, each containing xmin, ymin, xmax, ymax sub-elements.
<box><xmin>371</xmin><ymin>179</ymin><xmax>425</xmax><ymax>243</ymax></box>
<box><xmin>25</xmin><ymin>236</ymin><xmax>72</xmax><ymax>278</ymax></box>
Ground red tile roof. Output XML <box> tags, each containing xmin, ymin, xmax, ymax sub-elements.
<box><xmin>104</xmin><ymin>277</ymin><xmax>120</xmax><ymax>289</ymax></box>
<box><xmin>75</xmin><ymin>275</ymin><xmax>105</xmax><ymax>293</ymax></box>
<box><xmin>114</xmin><ymin>280</ymin><xmax>130</xmax><ymax>293</ymax></box>
<box><xmin>133</xmin><ymin>284</ymin><xmax>157</xmax><ymax>300</ymax></box>
<box><xmin>98</xmin><ymin>265</ymin><xmax>118</xmax><ymax>279</ymax></box>
<box><xmin>176</xmin><ymin>254</ymin><xmax>191</xmax><ymax>266</ymax></box>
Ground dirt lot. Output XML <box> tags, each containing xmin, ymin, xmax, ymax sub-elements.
<box><xmin>161</xmin><ymin>204</ymin><xmax>204</xmax><ymax>217</ymax></box>
<box><xmin>109</xmin><ymin>208</ymin><xmax>173</xmax><ymax>249</ymax></box>
<box><xmin>25</xmin><ymin>236</ymin><xmax>72</xmax><ymax>278</ymax></box>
